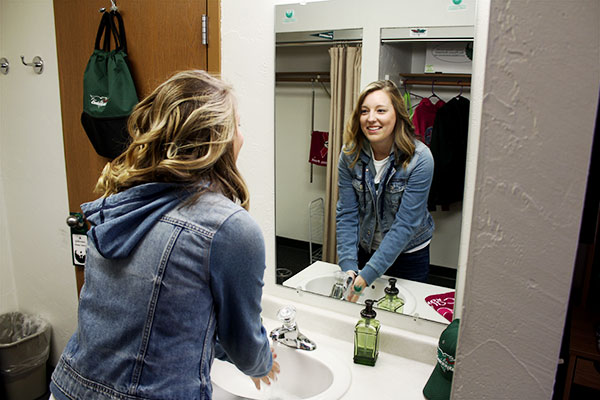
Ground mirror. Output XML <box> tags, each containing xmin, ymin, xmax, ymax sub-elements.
<box><xmin>274</xmin><ymin>0</ymin><xmax>476</xmax><ymax>324</ymax></box>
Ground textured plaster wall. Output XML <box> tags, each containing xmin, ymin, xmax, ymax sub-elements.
<box><xmin>453</xmin><ymin>1</ymin><xmax>600</xmax><ymax>398</ymax></box>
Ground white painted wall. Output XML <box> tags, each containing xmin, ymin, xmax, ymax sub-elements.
<box><xmin>275</xmin><ymin>45</ymin><xmax>330</xmax><ymax>242</ymax></box>
<box><xmin>0</xmin><ymin>0</ymin><xmax>77</xmax><ymax>365</ymax></box>
<box><xmin>0</xmin><ymin>0</ymin><xmax>18</xmax><ymax>312</ymax></box>
<box><xmin>275</xmin><ymin>85</ymin><xmax>329</xmax><ymax>242</ymax></box>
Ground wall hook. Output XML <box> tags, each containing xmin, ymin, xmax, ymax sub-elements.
<box><xmin>20</xmin><ymin>56</ymin><xmax>44</xmax><ymax>74</ymax></box>
<box><xmin>99</xmin><ymin>0</ymin><xmax>118</xmax><ymax>13</ymax></box>
<box><xmin>0</xmin><ymin>58</ymin><xmax>8</xmax><ymax>75</ymax></box>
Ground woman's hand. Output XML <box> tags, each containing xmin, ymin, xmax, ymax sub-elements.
<box><xmin>346</xmin><ymin>275</ymin><xmax>367</xmax><ymax>303</ymax></box>
<box><xmin>250</xmin><ymin>348</ymin><xmax>280</xmax><ymax>390</ymax></box>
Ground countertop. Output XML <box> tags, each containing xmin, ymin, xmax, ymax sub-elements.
<box><xmin>213</xmin><ymin>294</ymin><xmax>438</xmax><ymax>399</ymax></box>
<box><xmin>282</xmin><ymin>261</ymin><xmax>454</xmax><ymax>324</ymax></box>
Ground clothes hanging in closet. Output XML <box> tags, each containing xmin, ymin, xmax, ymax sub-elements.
<box><xmin>428</xmin><ymin>95</ymin><xmax>470</xmax><ymax>210</ymax></box>
<box><xmin>403</xmin><ymin>91</ymin><xmax>414</xmax><ymax>119</ymax></box>
<box><xmin>412</xmin><ymin>97</ymin><xmax>446</xmax><ymax>146</ymax></box>
<box><xmin>309</xmin><ymin>130</ymin><xmax>328</xmax><ymax>166</ymax></box>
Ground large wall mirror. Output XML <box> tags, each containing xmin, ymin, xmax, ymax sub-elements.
<box><xmin>274</xmin><ymin>0</ymin><xmax>477</xmax><ymax>324</ymax></box>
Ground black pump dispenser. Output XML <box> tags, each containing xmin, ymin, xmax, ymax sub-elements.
<box><xmin>384</xmin><ymin>278</ymin><xmax>399</xmax><ymax>296</ymax></box>
<box><xmin>376</xmin><ymin>278</ymin><xmax>405</xmax><ymax>313</ymax></box>
<box><xmin>360</xmin><ymin>299</ymin><xmax>377</xmax><ymax>319</ymax></box>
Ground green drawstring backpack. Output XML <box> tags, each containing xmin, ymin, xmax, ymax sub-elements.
<box><xmin>81</xmin><ymin>10</ymin><xmax>138</xmax><ymax>159</ymax></box>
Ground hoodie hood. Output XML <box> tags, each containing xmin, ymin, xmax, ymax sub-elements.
<box><xmin>82</xmin><ymin>183</ymin><xmax>191</xmax><ymax>259</ymax></box>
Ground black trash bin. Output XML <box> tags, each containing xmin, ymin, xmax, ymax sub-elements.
<box><xmin>0</xmin><ymin>312</ymin><xmax>51</xmax><ymax>400</ymax></box>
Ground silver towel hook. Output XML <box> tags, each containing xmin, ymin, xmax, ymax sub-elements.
<box><xmin>0</xmin><ymin>58</ymin><xmax>9</xmax><ymax>75</ymax></box>
<box><xmin>20</xmin><ymin>56</ymin><xmax>44</xmax><ymax>74</ymax></box>
<box><xmin>99</xmin><ymin>0</ymin><xmax>118</xmax><ymax>13</ymax></box>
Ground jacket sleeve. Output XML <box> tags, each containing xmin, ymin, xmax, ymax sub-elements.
<box><xmin>336</xmin><ymin>153</ymin><xmax>360</xmax><ymax>272</ymax></box>
<box><xmin>209</xmin><ymin>210</ymin><xmax>272</xmax><ymax>377</ymax></box>
<box><xmin>359</xmin><ymin>147</ymin><xmax>434</xmax><ymax>285</ymax></box>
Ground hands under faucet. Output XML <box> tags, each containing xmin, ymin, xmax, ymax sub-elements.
<box><xmin>250</xmin><ymin>347</ymin><xmax>281</xmax><ymax>390</ymax></box>
<box><xmin>346</xmin><ymin>271</ymin><xmax>367</xmax><ymax>303</ymax></box>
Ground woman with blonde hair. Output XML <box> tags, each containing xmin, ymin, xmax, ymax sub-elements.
<box><xmin>336</xmin><ymin>80</ymin><xmax>434</xmax><ymax>302</ymax></box>
<box><xmin>50</xmin><ymin>70</ymin><xmax>279</xmax><ymax>400</ymax></box>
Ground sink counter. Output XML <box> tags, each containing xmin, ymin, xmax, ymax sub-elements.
<box><xmin>282</xmin><ymin>261</ymin><xmax>454</xmax><ymax>324</ymax></box>
<box><xmin>274</xmin><ymin>318</ymin><xmax>436</xmax><ymax>399</ymax></box>
<box><xmin>214</xmin><ymin>293</ymin><xmax>440</xmax><ymax>399</ymax></box>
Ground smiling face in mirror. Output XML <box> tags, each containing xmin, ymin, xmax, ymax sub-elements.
<box><xmin>336</xmin><ymin>80</ymin><xmax>435</xmax><ymax>294</ymax></box>
<box><xmin>359</xmin><ymin>89</ymin><xmax>397</xmax><ymax>159</ymax></box>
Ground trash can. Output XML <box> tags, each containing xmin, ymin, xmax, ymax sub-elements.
<box><xmin>0</xmin><ymin>312</ymin><xmax>51</xmax><ymax>400</ymax></box>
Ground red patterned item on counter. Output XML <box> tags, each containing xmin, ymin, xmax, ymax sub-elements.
<box><xmin>425</xmin><ymin>291</ymin><xmax>455</xmax><ymax>322</ymax></box>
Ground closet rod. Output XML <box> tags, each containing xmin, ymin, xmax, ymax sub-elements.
<box><xmin>402</xmin><ymin>80</ymin><xmax>470</xmax><ymax>87</ymax></box>
<box><xmin>276</xmin><ymin>77</ymin><xmax>331</xmax><ymax>83</ymax></box>
<box><xmin>276</xmin><ymin>72</ymin><xmax>330</xmax><ymax>83</ymax></box>
<box><xmin>276</xmin><ymin>40</ymin><xmax>362</xmax><ymax>47</ymax></box>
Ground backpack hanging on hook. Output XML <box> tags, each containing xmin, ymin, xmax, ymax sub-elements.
<box><xmin>80</xmin><ymin>10</ymin><xmax>138</xmax><ymax>159</ymax></box>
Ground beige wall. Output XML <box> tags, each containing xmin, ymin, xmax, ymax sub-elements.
<box><xmin>0</xmin><ymin>0</ymin><xmax>77</xmax><ymax>363</ymax></box>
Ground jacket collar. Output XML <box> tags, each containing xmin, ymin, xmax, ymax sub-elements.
<box><xmin>359</xmin><ymin>141</ymin><xmax>396</xmax><ymax>164</ymax></box>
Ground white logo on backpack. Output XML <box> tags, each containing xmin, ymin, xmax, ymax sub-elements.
<box><xmin>90</xmin><ymin>95</ymin><xmax>109</xmax><ymax>107</ymax></box>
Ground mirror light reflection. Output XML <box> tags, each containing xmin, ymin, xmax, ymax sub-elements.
<box><xmin>274</xmin><ymin>1</ymin><xmax>476</xmax><ymax>324</ymax></box>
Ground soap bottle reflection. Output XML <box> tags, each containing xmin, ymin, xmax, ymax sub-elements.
<box><xmin>376</xmin><ymin>278</ymin><xmax>405</xmax><ymax>313</ymax></box>
<box><xmin>354</xmin><ymin>299</ymin><xmax>380</xmax><ymax>366</ymax></box>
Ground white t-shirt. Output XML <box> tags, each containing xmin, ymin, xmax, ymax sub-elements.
<box><xmin>373</xmin><ymin>155</ymin><xmax>390</xmax><ymax>185</ymax></box>
<box><xmin>368</xmin><ymin>148</ymin><xmax>431</xmax><ymax>253</ymax></box>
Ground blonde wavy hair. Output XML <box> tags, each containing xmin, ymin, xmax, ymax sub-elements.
<box><xmin>95</xmin><ymin>70</ymin><xmax>250</xmax><ymax>209</ymax></box>
<box><xmin>343</xmin><ymin>80</ymin><xmax>416</xmax><ymax>169</ymax></box>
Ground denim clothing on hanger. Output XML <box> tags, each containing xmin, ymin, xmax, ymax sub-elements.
<box><xmin>50</xmin><ymin>183</ymin><xmax>272</xmax><ymax>400</ymax></box>
<box><xmin>336</xmin><ymin>140</ymin><xmax>434</xmax><ymax>285</ymax></box>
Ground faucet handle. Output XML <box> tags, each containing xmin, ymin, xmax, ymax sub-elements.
<box><xmin>276</xmin><ymin>305</ymin><xmax>297</xmax><ymax>324</ymax></box>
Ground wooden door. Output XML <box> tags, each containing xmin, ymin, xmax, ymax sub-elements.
<box><xmin>53</xmin><ymin>0</ymin><xmax>220</xmax><ymax>295</ymax></box>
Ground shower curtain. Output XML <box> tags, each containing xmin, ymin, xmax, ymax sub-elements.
<box><xmin>322</xmin><ymin>45</ymin><xmax>362</xmax><ymax>264</ymax></box>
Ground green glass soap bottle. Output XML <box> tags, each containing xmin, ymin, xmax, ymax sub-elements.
<box><xmin>376</xmin><ymin>278</ymin><xmax>405</xmax><ymax>313</ymax></box>
<box><xmin>354</xmin><ymin>299</ymin><xmax>380</xmax><ymax>366</ymax></box>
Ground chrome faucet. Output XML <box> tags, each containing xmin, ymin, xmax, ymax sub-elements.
<box><xmin>329</xmin><ymin>271</ymin><xmax>354</xmax><ymax>299</ymax></box>
<box><xmin>269</xmin><ymin>305</ymin><xmax>317</xmax><ymax>351</ymax></box>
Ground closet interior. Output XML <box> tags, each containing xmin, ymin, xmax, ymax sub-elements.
<box><xmin>275</xmin><ymin>30</ymin><xmax>358</xmax><ymax>282</ymax></box>
<box><xmin>378</xmin><ymin>27</ymin><xmax>474</xmax><ymax>286</ymax></box>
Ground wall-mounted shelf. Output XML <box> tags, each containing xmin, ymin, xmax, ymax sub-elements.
<box><xmin>400</xmin><ymin>73</ymin><xmax>471</xmax><ymax>87</ymax></box>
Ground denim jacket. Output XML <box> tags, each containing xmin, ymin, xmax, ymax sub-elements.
<box><xmin>50</xmin><ymin>183</ymin><xmax>272</xmax><ymax>400</ymax></box>
<box><xmin>336</xmin><ymin>140</ymin><xmax>434</xmax><ymax>285</ymax></box>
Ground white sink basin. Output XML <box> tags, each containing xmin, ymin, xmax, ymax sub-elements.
<box><xmin>302</xmin><ymin>274</ymin><xmax>417</xmax><ymax>315</ymax></box>
<box><xmin>212</xmin><ymin>343</ymin><xmax>351</xmax><ymax>400</ymax></box>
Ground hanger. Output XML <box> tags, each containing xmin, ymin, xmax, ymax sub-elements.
<box><xmin>428</xmin><ymin>80</ymin><xmax>443</xmax><ymax>103</ymax></box>
<box><xmin>405</xmin><ymin>82</ymin><xmax>424</xmax><ymax>110</ymax></box>
<box><xmin>455</xmin><ymin>81</ymin><xmax>464</xmax><ymax>99</ymax></box>
<box><xmin>401</xmin><ymin>81</ymin><xmax>424</xmax><ymax>111</ymax></box>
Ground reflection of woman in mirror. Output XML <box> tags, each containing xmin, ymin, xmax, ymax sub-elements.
<box><xmin>336</xmin><ymin>80</ymin><xmax>434</xmax><ymax>302</ymax></box>
<box><xmin>49</xmin><ymin>71</ymin><xmax>279</xmax><ymax>400</ymax></box>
